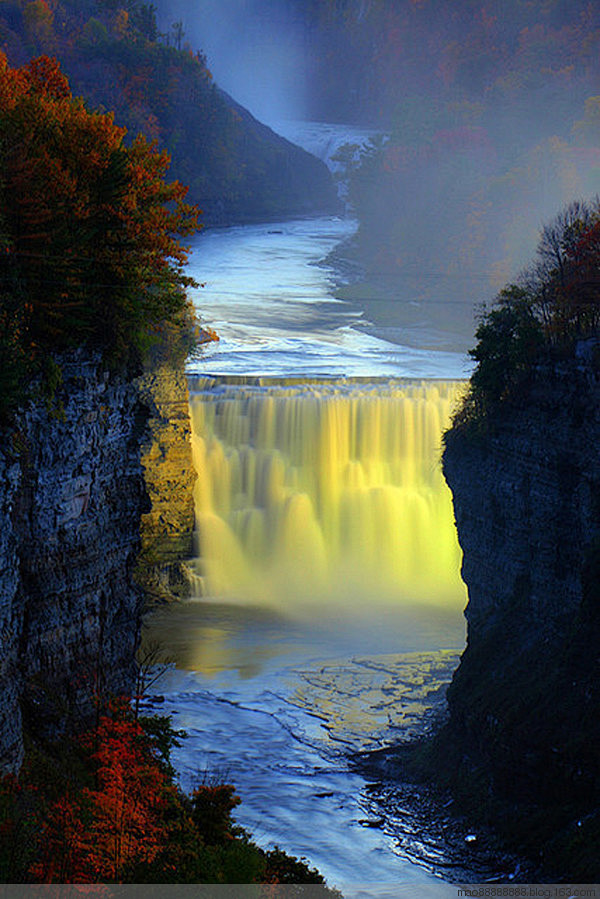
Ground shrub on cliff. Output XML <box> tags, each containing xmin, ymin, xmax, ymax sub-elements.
<box><xmin>0</xmin><ymin>701</ymin><xmax>340</xmax><ymax>887</ymax></box>
<box><xmin>0</xmin><ymin>52</ymin><xmax>201</xmax><ymax>418</ymax></box>
<box><xmin>453</xmin><ymin>199</ymin><xmax>600</xmax><ymax>426</ymax></box>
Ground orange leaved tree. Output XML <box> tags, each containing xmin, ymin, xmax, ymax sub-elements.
<box><xmin>31</xmin><ymin>703</ymin><xmax>175</xmax><ymax>883</ymax></box>
<box><xmin>0</xmin><ymin>51</ymin><xmax>201</xmax><ymax>411</ymax></box>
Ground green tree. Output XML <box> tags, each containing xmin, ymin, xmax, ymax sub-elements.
<box><xmin>453</xmin><ymin>199</ymin><xmax>600</xmax><ymax>427</ymax></box>
<box><xmin>468</xmin><ymin>287</ymin><xmax>545</xmax><ymax>413</ymax></box>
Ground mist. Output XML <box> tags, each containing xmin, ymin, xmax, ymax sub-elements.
<box><xmin>154</xmin><ymin>0</ymin><xmax>308</xmax><ymax>125</ymax></box>
<box><xmin>154</xmin><ymin>0</ymin><xmax>600</xmax><ymax>344</ymax></box>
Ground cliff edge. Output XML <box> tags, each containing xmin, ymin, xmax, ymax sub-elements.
<box><xmin>442</xmin><ymin>356</ymin><xmax>600</xmax><ymax>879</ymax></box>
<box><xmin>137</xmin><ymin>364</ymin><xmax>196</xmax><ymax>602</ymax></box>
<box><xmin>0</xmin><ymin>354</ymin><xmax>151</xmax><ymax>770</ymax></box>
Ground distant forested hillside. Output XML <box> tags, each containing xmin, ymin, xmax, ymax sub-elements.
<box><xmin>0</xmin><ymin>0</ymin><xmax>337</xmax><ymax>223</ymax></box>
<box><xmin>303</xmin><ymin>0</ymin><xmax>600</xmax><ymax>340</ymax></box>
<box><xmin>293</xmin><ymin>0</ymin><xmax>600</xmax><ymax>126</ymax></box>
<box><xmin>152</xmin><ymin>0</ymin><xmax>600</xmax><ymax>343</ymax></box>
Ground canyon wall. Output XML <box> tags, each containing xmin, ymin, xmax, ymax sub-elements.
<box><xmin>137</xmin><ymin>364</ymin><xmax>196</xmax><ymax>602</ymax></box>
<box><xmin>442</xmin><ymin>355</ymin><xmax>600</xmax><ymax>878</ymax></box>
<box><xmin>0</xmin><ymin>450</ymin><xmax>22</xmax><ymax>771</ymax></box>
<box><xmin>0</xmin><ymin>352</ymin><xmax>179</xmax><ymax>771</ymax></box>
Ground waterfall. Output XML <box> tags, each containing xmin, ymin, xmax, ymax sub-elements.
<box><xmin>188</xmin><ymin>376</ymin><xmax>466</xmax><ymax>612</ymax></box>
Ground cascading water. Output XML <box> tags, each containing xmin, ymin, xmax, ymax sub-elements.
<box><xmin>188</xmin><ymin>376</ymin><xmax>466</xmax><ymax>613</ymax></box>
<box><xmin>143</xmin><ymin>119</ymin><xmax>491</xmax><ymax>887</ymax></box>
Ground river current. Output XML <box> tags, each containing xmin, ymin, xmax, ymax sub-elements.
<box><xmin>185</xmin><ymin>215</ymin><xmax>470</xmax><ymax>380</ymax></box>
<box><xmin>143</xmin><ymin>123</ymin><xmax>504</xmax><ymax>895</ymax></box>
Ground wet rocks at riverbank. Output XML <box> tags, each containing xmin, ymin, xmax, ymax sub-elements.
<box><xmin>355</xmin><ymin>747</ymin><xmax>531</xmax><ymax>883</ymax></box>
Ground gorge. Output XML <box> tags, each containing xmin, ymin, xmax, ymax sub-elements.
<box><xmin>140</xmin><ymin>165</ymin><xmax>600</xmax><ymax>881</ymax></box>
<box><xmin>142</xmin><ymin>372</ymin><xmax>475</xmax><ymax>888</ymax></box>
<box><xmin>1</xmin><ymin>0</ymin><xmax>599</xmax><ymax>887</ymax></box>
<box><xmin>137</xmin><ymin>183</ymin><xmax>506</xmax><ymax>888</ymax></box>
<box><xmin>0</xmin><ymin>133</ymin><xmax>596</xmax><ymax>889</ymax></box>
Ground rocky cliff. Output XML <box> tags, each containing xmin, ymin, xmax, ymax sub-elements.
<box><xmin>137</xmin><ymin>364</ymin><xmax>196</xmax><ymax>602</ymax></box>
<box><xmin>0</xmin><ymin>353</ymin><xmax>150</xmax><ymax>771</ymax></box>
<box><xmin>442</xmin><ymin>356</ymin><xmax>600</xmax><ymax>879</ymax></box>
<box><xmin>0</xmin><ymin>450</ymin><xmax>22</xmax><ymax>771</ymax></box>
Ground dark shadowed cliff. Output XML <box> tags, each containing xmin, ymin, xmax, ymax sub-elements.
<box><xmin>442</xmin><ymin>352</ymin><xmax>600</xmax><ymax>880</ymax></box>
<box><xmin>0</xmin><ymin>353</ymin><xmax>194</xmax><ymax>771</ymax></box>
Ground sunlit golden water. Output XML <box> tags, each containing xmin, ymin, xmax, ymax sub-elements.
<box><xmin>188</xmin><ymin>377</ymin><xmax>467</xmax><ymax>612</ymax></box>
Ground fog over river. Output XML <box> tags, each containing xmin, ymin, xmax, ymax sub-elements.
<box><xmin>186</xmin><ymin>120</ymin><xmax>472</xmax><ymax>381</ymax></box>
<box><xmin>143</xmin><ymin>124</ymin><xmax>517</xmax><ymax>893</ymax></box>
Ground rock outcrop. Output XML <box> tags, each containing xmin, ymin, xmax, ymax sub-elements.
<box><xmin>137</xmin><ymin>364</ymin><xmax>196</xmax><ymax>602</ymax></box>
<box><xmin>0</xmin><ymin>353</ymin><xmax>150</xmax><ymax>770</ymax></box>
<box><xmin>442</xmin><ymin>357</ymin><xmax>600</xmax><ymax>878</ymax></box>
<box><xmin>0</xmin><ymin>451</ymin><xmax>22</xmax><ymax>771</ymax></box>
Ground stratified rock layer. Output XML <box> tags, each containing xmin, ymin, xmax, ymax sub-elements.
<box><xmin>0</xmin><ymin>353</ymin><xmax>149</xmax><ymax>768</ymax></box>
<box><xmin>442</xmin><ymin>358</ymin><xmax>600</xmax><ymax>878</ymax></box>
<box><xmin>0</xmin><ymin>450</ymin><xmax>22</xmax><ymax>771</ymax></box>
<box><xmin>137</xmin><ymin>364</ymin><xmax>195</xmax><ymax>602</ymax></box>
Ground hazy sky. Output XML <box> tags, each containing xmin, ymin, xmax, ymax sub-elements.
<box><xmin>155</xmin><ymin>0</ymin><xmax>308</xmax><ymax>124</ymax></box>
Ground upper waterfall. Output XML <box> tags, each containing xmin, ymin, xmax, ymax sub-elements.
<box><xmin>188</xmin><ymin>376</ymin><xmax>466</xmax><ymax>614</ymax></box>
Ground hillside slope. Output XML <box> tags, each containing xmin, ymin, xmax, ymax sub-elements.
<box><xmin>0</xmin><ymin>0</ymin><xmax>337</xmax><ymax>223</ymax></box>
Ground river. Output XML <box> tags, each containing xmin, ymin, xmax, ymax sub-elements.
<box><xmin>142</xmin><ymin>123</ymin><xmax>512</xmax><ymax>895</ymax></box>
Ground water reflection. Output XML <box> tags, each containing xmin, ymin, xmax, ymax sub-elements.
<box><xmin>142</xmin><ymin>599</ymin><xmax>465</xmax><ymax>680</ymax></box>
<box><xmin>142</xmin><ymin>602</ymin><xmax>292</xmax><ymax>678</ymax></box>
<box><xmin>142</xmin><ymin>599</ymin><xmax>472</xmax><ymax>886</ymax></box>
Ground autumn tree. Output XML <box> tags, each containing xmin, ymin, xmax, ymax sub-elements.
<box><xmin>0</xmin><ymin>703</ymin><xmax>340</xmax><ymax>885</ymax></box>
<box><xmin>32</xmin><ymin>702</ymin><xmax>175</xmax><ymax>882</ymax></box>
<box><xmin>563</xmin><ymin>217</ymin><xmax>600</xmax><ymax>331</ymax></box>
<box><xmin>453</xmin><ymin>199</ymin><xmax>600</xmax><ymax>425</ymax></box>
<box><xmin>517</xmin><ymin>199</ymin><xmax>600</xmax><ymax>340</ymax></box>
<box><xmin>0</xmin><ymin>51</ymin><xmax>201</xmax><ymax>416</ymax></box>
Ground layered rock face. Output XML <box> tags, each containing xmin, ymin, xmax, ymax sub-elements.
<box><xmin>137</xmin><ymin>365</ymin><xmax>196</xmax><ymax>602</ymax></box>
<box><xmin>0</xmin><ymin>452</ymin><xmax>22</xmax><ymax>771</ymax></box>
<box><xmin>442</xmin><ymin>358</ymin><xmax>600</xmax><ymax>876</ymax></box>
<box><xmin>0</xmin><ymin>353</ymin><xmax>149</xmax><ymax>770</ymax></box>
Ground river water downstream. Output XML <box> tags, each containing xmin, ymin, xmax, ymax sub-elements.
<box><xmin>143</xmin><ymin>124</ymin><xmax>511</xmax><ymax>894</ymax></box>
<box><xmin>185</xmin><ymin>214</ymin><xmax>468</xmax><ymax>380</ymax></box>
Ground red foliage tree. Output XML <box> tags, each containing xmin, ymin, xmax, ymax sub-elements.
<box><xmin>562</xmin><ymin>219</ymin><xmax>600</xmax><ymax>332</ymax></box>
<box><xmin>32</xmin><ymin>703</ymin><xmax>175</xmax><ymax>883</ymax></box>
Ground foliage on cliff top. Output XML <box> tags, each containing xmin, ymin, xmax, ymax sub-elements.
<box><xmin>0</xmin><ymin>699</ymin><xmax>340</xmax><ymax>887</ymax></box>
<box><xmin>0</xmin><ymin>51</ymin><xmax>202</xmax><ymax>418</ymax></box>
<box><xmin>0</xmin><ymin>0</ymin><xmax>337</xmax><ymax>223</ymax></box>
<box><xmin>451</xmin><ymin>198</ymin><xmax>600</xmax><ymax>428</ymax></box>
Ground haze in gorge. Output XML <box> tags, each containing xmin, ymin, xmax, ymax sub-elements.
<box><xmin>156</xmin><ymin>0</ymin><xmax>600</xmax><ymax>351</ymax></box>
<box><xmin>139</xmin><ymin>0</ymin><xmax>600</xmax><ymax>891</ymax></box>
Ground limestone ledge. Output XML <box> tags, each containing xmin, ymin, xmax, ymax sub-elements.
<box><xmin>136</xmin><ymin>364</ymin><xmax>196</xmax><ymax>602</ymax></box>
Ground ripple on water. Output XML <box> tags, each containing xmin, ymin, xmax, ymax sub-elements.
<box><xmin>143</xmin><ymin>598</ymin><xmax>519</xmax><ymax>889</ymax></box>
